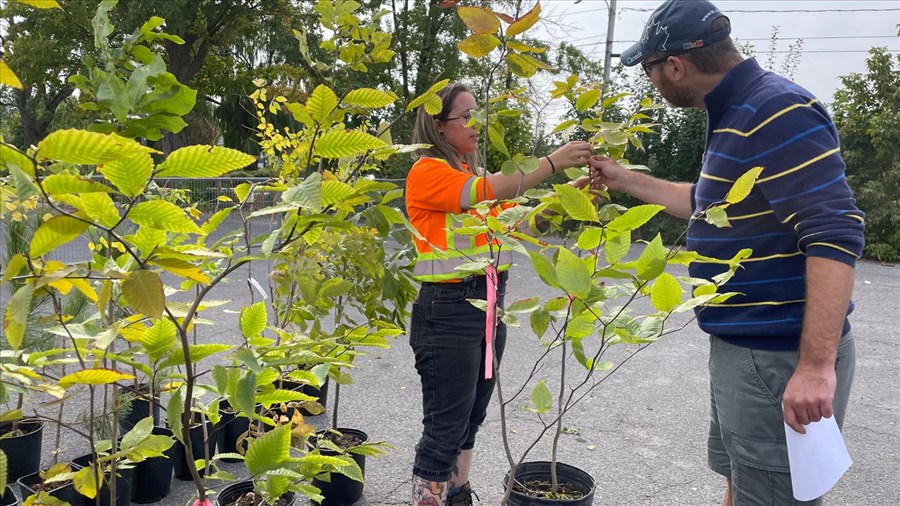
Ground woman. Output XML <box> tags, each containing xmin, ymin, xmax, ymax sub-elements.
<box><xmin>405</xmin><ymin>82</ymin><xmax>594</xmax><ymax>506</ymax></box>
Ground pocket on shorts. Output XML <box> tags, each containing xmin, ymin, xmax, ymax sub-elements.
<box><xmin>745</xmin><ymin>347</ymin><xmax>789</xmax><ymax>406</ymax></box>
<box><xmin>731</xmin><ymin>431</ymin><xmax>790</xmax><ymax>473</ymax></box>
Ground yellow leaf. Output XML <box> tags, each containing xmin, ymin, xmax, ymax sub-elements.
<box><xmin>0</xmin><ymin>60</ymin><xmax>23</xmax><ymax>89</ymax></box>
<box><xmin>17</xmin><ymin>0</ymin><xmax>62</xmax><ymax>8</ymax></box>
<box><xmin>150</xmin><ymin>258</ymin><xmax>210</xmax><ymax>285</ymax></box>
<box><xmin>70</xmin><ymin>278</ymin><xmax>99</xmax><ymax>302</ymax></box>
<box><xmin>47</xmin><ymin>279</ymin><xmax>74</xmax><ymax>295</ymax></box>
<box><xmin>726</xmin><ymin>166</ymin><xmax>764</xmax><ymax>204</ymax></box>
<box><xmin>122</xmin><ymin>270</ymin><xmax>165</xmax><ymax>318</ymax></box>
<box><xmin>59</xmin><ymin>368</ymin><xmax>134</xmax><ymax>388</ymax></box>
<box><xmin>506</xmin><ymin>1</ymin><xmax>541</xmax><ymax>37</ymax></box>
<box><xmin>457</xmin><ymin>6</ymin><xmax>500</xmax><ymax>34</ymax></box>
<box><xmin>458</xmin><ymin>34</ymin><xmax>501</xmax><ymax>58</ymax></box>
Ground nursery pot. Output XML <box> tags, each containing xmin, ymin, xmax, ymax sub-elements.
<box><xmin>279</xmin><ymin>377</ymin><xmax>329</xmax><ymax>416</ymax></box>
<box><xmin>2</xmin><ymin>485</ymin><xmax>18</xmax><ymax>506</ymax></box>
<box><xmin>0</xmin><ymin>419</ymin><xmax>43</xmax><ymax>483</ymax></box>
<box><xmin>16</xmin><ymin>464</ymin><xmax>82</xmax><ymax>506</ymax></box>
<box><xmin>120</xmin><ymin>384</ymin><xmax>160</xmax><ymax>433</ymax></box>
<box><xmin>503</xmin><ymin>461</ymin><xmax>595</xmax><ymax>506</ymax></box>
<box><xmin>131</xmin><ymin>426</ymin><xmax>175</xmax><ymax>504</ymax></box>
<box><xmin>71</xmin><ymin>453</ymin><xmax>134</xmax><ymax>506</ymax></box>
<box><xmin>311</xmin><ymin>428</ymin><xmax>367</xmax><ymax>506</ymax></box>
<box><xmin>172</xmin><ymin>418</ymin><xmax>217</xmax><ymax>480</ymax></box>
<box><xmin>214</xmin><ymin>480</ymin><xmax>296</xmax><ymax>506</ymax></box>
<box><xmin>213</xmin><ymin>402</ymin><xmax>261</xmax><ymax>462</ymax></box>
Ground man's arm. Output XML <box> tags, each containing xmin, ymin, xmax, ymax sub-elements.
<box><xmin>782</xmin><ymin>256</ymin><xmax>855</xmax><ymax>433</ymax></box>
<box><xmin>589</xmin><ymin>156</ymin><xmax>695</xmax><ymax>219</ymax></box>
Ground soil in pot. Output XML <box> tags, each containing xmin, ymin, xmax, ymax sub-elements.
<box><xmin>71</xmin><ymin>454</ymin><xmax>134</xmax><ymax>506</ymax></box>
<box><xmin>2</xmin><ymin>485</ymin><xmax>18</xmax><ymax>506</ymax></box>
<box><xmin>0</xmin><ymin>419</ymin><xmax>43</xmax><ymax>483</ymax></box>
<box><xmin>215</xmin><ymin>481</ymin><xmax>295</xmax><ymax>506</ymax></box>
<box><xmin>311</xmin><ymin>428</ymin><xmax>367</xmax><ymax>506</ymax></box>
<box><xmin>131</xmin><ymin>426</ymin><xmax>176</xmax><ymax>504</ymax></box>
<box><xmin>120</xmin><ymin>383</ymin><xmax>160</xmax><ymax>432</ymax></box>
<box><xmin>16</xmin><ymin>465</ymin><xmax>82</xmax><ymax>506</ymax></box>
<box><xmin>172</xmin><ymin>416</ymin><xmax>217</xmax><ymax>480</ymax></box>
<box><xmin>504</xmin><ymin>461</ymin><xmax>595</xmax><ymax>506</ymax></box>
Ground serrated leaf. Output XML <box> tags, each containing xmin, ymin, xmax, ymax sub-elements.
<box><xmin>122</xmin><ymin>270</ymin><xmax>164</xmax><ymax>318</ymax></box>
<box><xmin>554</xmin><ymin>184</ymin><xmax>599</xmax><ymax>222</ymax></box>
<box><xmin>607</xmin><ymin>204</ymin><xmax>665</xmax><ymax>232</ymax></box>
<box><xmin>529</xmin><ymin>380</ymin><xmax>552</xmax><ymax>414</ymax></box>
<box><xmin>80</xmin><ymin>193</ymin><xmax>120</xmax><ymax>227</ymax></box>
<box><xmin>58</xmin><ymin>368</ymin><xmax>134</xmax><ymax>388</ymax></box>
<box><xmin>343</xmin><ymin>88</ymin><xmax>397</xmax><ymax>108</ymax></box>
<box><xmin>142</xmin><ymin>318</ymin><xmax>177</xmax><ymax>364</ymax></box>
<box><xmin>705</xmin><ymin>206</ymin><xmax>731</xmax><ymax>228</ymax></box>
<box><xmin>149</xmin><ymin>258</ymin><xmax>210</xmax><ymax>284</ymax></box>
<box><xmin>30</xmin><ymin>214</ymin><xmax>90</xmax><ymax>257</ymax></box>
<box><xmin>650</xmin><ymin>272</ymin><xmax>682</xmax><ymax>312</ymax></box>
<box><xmin>37</xmin><ymin>129</ymin><xmax>153</xmax><ymax>165</ymax></box>
<box><xmin>240</xmin><ymin>301</ymin><xmax>268</xmax><ymax>339</ymax></box>
<box><xmin>576</xmin><ymin>89</ymin><xmax>600</xmax><ymax>112</ymax></box>
<box><xmin>234</xmin><ymin>371</ymin><xmax>257</xmax><ymax>416</ymax></box>
<box><xmin>406</xmin><ymin>79</ymin><xmax>450</xmax><ymax>112</ymax></box>
<box><xmin>130</xmin><ymin>200</ymin><xmax>203</xmax><ymax>234</ymax></box>
<box><xmin>551</xmin><ymin>119</ymin><xmax>579</xmax><ymax>135</ymax></box>
<box><xmin>41</xmin><ymin>174</ymin><xmax>114</xmax><ymax>195</ymax></box>
<box><xmin>18</xmin><ymin>0</ymin><xmax>62</xmax><ymax>8</ymax></box>
<box><xmin>0</xmin><ymin>60</ymin><xmax>23</xmax><ymax>89</ymax></box>
<box><xmin>457</xmin><ymin>32</ymin><xmax>501</xmax><ymax>58</ymax></box>
<box><xmin>530</xmin><ymin>308</ymin><xmax>551</xmax><ymax>337</ymax></box>
<box><xmin>726</xmin><ymin>166</ymin><xmax>764</xmax><ymax>204</ymax></box>
<box><xmin>555</xmin><ymin>248</ymin><xmax>592</xmax><ymax>300</ymax></box>
<box><xmin>506</xmin><ymin>1</ymin><xmax>541</xmax><ymax>37</ymax></box>
<box><xmin>507</xmin><ymin>297</ymin><xmax>541</xmax><ymax>313</ymax></box>
<box><xmin>506</xmin><ymin>53</ymin><xmax>537</xmax><ymax>78</ymax></box>
<box><xmin>246</xmin><ymin>425</ymin><xmax>290</xmax><ymax>475</ymax></box>
<box><xmin>73</xmin><ymin>466</ymin><xmax>98</xmax><ymax>499</ymax></box>
<box><xmin>100</xmin><ymin>150</ymin><xmax>153</xmax><ymax>197</ymax></box>
<box><xmin>158</xmin><ymin>343</ymin><xmax>234</xmax><ymax>370</ymax></box>
<box><xmin>156</xmin><ymin>145</ymin><xmax>256</xmax><ymax>177</ymax></box>
<box><xmin>528</xmin><ymin>250</ymin><xmax>558</xmax><ymax>287</ymax></box>
<box><xmin>1</xmin><ymin>143</ymin><xmax>34</xmax><ymax>177</ymax></box>
<box><xmin>121</xmin><ymin>416</ymin><xmax>154</xmax><ymax>451</ymax></box>
<box><xmin>168</xmin><ymin>387</ymin><xmax>184</xmax><ymax>444</ymax></box>
<box><xmin>605</xmin><ymin>231</ymin><xmax>631</xmax><ymax>264</ymax></box>
<box><xmin>507</xmin><ymin>40</ymin><xmax>546</xmax><ymax>53</ymax></box>
<box><xmin>577</xmin><ymin>227</ymin><xmax>604</xmax><ymax>251</ymax></box>
<box><xmin>201</xmin><ymin>208</ymin><xmax>233</xmax><ymax>235</ymax></box>
<box><xmin>457</xmin><ymin>6</ymin><xmax>499</xmax><ymax>34</ymax></box>
<box><xmin>307</xmin><ymin>84</ymin><xmax>338</xmax><ymax>123</ymax></box>
<box><xmin>1</xmin><ymin>254</ymin><xmax>27</xmax><ymax>285</ymax></box>
<box><xmin>3</xmin><ymin>283</ymin><xmax>34</xmax><ymax>350</ymax></box>
<box><xmin>256</xmin><ymin>389</ymin><xmax>315</xmax><ymax>405</ymax></box>
<box><xmin>314</xmin><ymin>129</ymin><xmax>386</xmax><ymax>158</ymax></box>
<box><xmin>322</xmin><ymin>180</ymin><xmax>357</xmax><ymax>206</ymax></box>
<box><xmin>635</xmin><ymin>235</ymin><xmax>667</xmax><ymax>281</ymax></box>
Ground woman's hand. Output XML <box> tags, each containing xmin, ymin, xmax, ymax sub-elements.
<box><xmin>547</xmin><ymin>141</ymin><xmax>594</xmax><ymax>171</ymax></box>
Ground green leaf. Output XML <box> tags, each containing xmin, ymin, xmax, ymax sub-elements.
<box><xmin>607</xmin><ymin>204</ymin><xmax>665</xmax><ymax>232</ymax></box>
<box><xmin>157</xmin><ymin>344</ymin><xmax>234</xmax><ymax>370</ymax></box>
<box><xmin>507</xmin><ymin>40</ymin><xmax>546</xmax><ymax>54</ymax></box>
<box><xmin>406</xmin><ymin>79</ymin><xmax>450</xmax><ymax>113</ymax></box>
<box><xmin>3</xmin><ymin>283</ymin><xmax>34</xmax><ymax>350</ymax></box>
<box><xmin>246</xmin><ymin>425</ymin><xmax>290</xmax><ymax>476</ymax></box>
<box><xmin>530</xmin><ymin>308</ymin><xmax>551</xmax><ymax>338</ymax></box>
<box><xmin>650</xmin><ymin>272</ymin><xmax>682</xmax><ymax>312</ymax></box>
<box><xmin>576</xmin><ymin>227</ymin><xmax>604</xmax><ymax>251</ymax></box>
<box><xmin>121</xmin><ymin>416</ymin><xmax>154</xmax><ymax>451</ymax></box>
<box><xmin>201</xmin><ymin>208</ymin><xmax>233</xmax><ymax>236</ymax></box>
<box><xmin>122</xmin><ymin>270</ymin><xmax>165</xmax><ymax>318</ymax></box>
<box><xmin>168</xmin><ymin>387</ymin><xmax>184</xmax><ymax>445</ymax></box>
<box><xmin>58</xmin><ymin>368</ymin><xmax>134</xmax><ymax>388</ymax></box>
<box><xmin>322</xmin><ymin>181</ymin><xmax>357</xmax><ymax>206</ymax></box>
<box><xmin>314</xmin><ymin>129</ymin><xmax>386</xmax><ymax>158</ymax></box>
<box><xmin>528</xmin><ymin>250</ymin><xmax>558</xmax><ymax>288</ymax></box>
<box><xmin>507</xmin><ymin>297</ymin><xmax>541</xmax><ymax>313</ymax></box>
<box><xmin>555</xmin><ymin>248</ymin><xmax>592</xmax><ymax>300</ymax></box>
<box><xmin>10</xmin><ymin>165</ymin><xmax>37</xmax><ymax>201</ymax></box>
<box><xmin>142</xmin><ymin>318</ymin><xmax>177</xmax><ymax>364</ymax></box>
<box><xmin>36</xmin><ymin>130</ymin><xmax>153</xmax><ymax>165</ymax></box>
<box><xmin>240</xmin><ymin>301</ymin><xmax>268</xmax><ymax>339</ymax></box>
<box><xmin>80</xmin><ymin>193</ymin><xmax>120</xmax><ymax>227</ymax></box>
<box><xmin>506</xmin><ymin>2</ymin><xmax>541</xmax><ymax>37</ymax></box>
<box><xmin>101</xmin><ymin>151</ymin><xmax>153</xmax><ymax>197</ymax></box>
<box><xmin>343</xmin><ymin>88</ymin><xmax>397</xmax><ymax>108</ymax></box>
<box><xmin>528</xmin><ymin>380</ymin><xmax>553</xmax><ymax>414</ymax></box>
<box><xmin>705</xmin><ymin>206</ymin><xmax>731</xmax><ymax>228</ymax></box>
<box><xmin>130</xmin><ymin>200</ymin><xmax>203</xmax><ymax>234</ymax></box>
<box><xmin>605</xmin><ymin>231</ymin><xmax>631</xmax><ymax>265</ymax></box>
<box><xmin>505</xmin><ymin>53</ymin><xmax>537</xmax><ymax>78</ymax></box>
<box><xmin>331</xmin><ymin>455</ymin><xmax>365</xmax><ymax>482</ymax></box>
<box><xmin>233</xmin><ymin>348</ymin><xmax>264</xmax><ymax>374</ymax></box>
<box><xmin>41</xmin><ymin>174</ymin><xmax>114</xmax><ymax>195</ymax></box>
<box><xmin>0</xmin><ymin>448</ymin><xmax>7</xmax><ymax>493</ymax></box>
<box><xmin>255</xmin><ymin>389</ymin><xmax>315</xmax><ymax>406</ymax></box>
<box><xmin>576</xmin><ymin>89</ymin><xmax>601</xmax><ymax>112</ymax></box>
<box><xmin>458</xmin><ymin>34</ymin><xmax>501</xmax><ymax>58</ymax></box>
<box><xmin>550</xmin><ymin>119</ymin><xmax>579</xmax><ymax>135</ymax></box>
<box><xmin>307</xmin><ymin>84</ymin><xmax>338</xmax><ymax>123</ymax></box>
<box><xmin>282</xmin><ymin>172</ymin><xmax>322</xmax><ymax>211</ymax></box>
<box><xmin>554</xmin><ymin>184</ymin><xmax>599</xmax><ymax>222</ymax></box>
<box><xmin>31</xmin><ymin>214</ymin><xmax>90</xmax><ymax>258</ymax></box>
<box><xmin>234</xmin><ymin>371</ymin><xmax>257</xmax><ymax>416</ymax></box>
<box><xmin>635</xmin><ymin>235</ymin><xmax>668</xmax><ymax>281</ymax></box>
<box><xmin>156</xmin><ymin>145</ymin><xmax>256</xmax><ymax>178</ymax></box>
<box><xmin>726</xmin><ymin>166</ymin><xmax>764</xmax><ymax>204</ymax></box>
<box><xmin>457</xmin><ymin>6</ymin><xmax>500</xmax><ymax>34</ymax></box>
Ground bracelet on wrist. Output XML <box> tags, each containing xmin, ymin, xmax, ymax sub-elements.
<box><xmin>545</xmin><ymin>156</ymin><xmax>557</xmax><ymax>174</ymax></box>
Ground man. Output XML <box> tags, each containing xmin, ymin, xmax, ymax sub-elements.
<box><xmin>589</xmin><ymin>1</ymin><xmax>865</xmax><ymax>504</ymax></box>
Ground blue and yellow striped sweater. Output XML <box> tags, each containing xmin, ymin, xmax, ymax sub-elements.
<box><xmin>688</xmin><ymin>58</ymin><xmax>865</xmax><ymax>350</ymax></box>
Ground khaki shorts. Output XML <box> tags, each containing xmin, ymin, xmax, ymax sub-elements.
<box><xmin>707</xmin><ymin>333</ymin><xmax>855</xmax><ymax>506</ymax></box>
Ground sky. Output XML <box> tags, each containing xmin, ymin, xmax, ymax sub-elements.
<box><xmin>536</xmin><ymin>0</ymin><xmax>900</xmax><ymax>104</ymax></box>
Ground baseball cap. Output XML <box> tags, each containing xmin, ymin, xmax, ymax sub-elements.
<box><xmin>621</xmin><ymin>0</ymin><xmax>731</xmax><ymax>67</ymax></box>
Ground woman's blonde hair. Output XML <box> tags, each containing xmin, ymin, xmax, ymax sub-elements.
<box><xmin>412</xmin><ymin>82</ymin><xmax>483</xmax><ymax>173</ymax></box>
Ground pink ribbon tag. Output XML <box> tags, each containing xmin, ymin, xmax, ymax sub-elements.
<box><xmin>193</xmin><ymin>499</ymin><xmax>212</xmax><ymax>506</ymax></box>
<box><xmin>485</xmin><ymin>264</ymin><xmax>498</xmax><ymax>380</ymax></box>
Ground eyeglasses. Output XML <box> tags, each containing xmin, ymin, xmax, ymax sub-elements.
<box><xmin>443</xmin><ymin>113</ymin><xmax>472</xmax><ymax>123</ymax></box>
<box><xmin>641</xmin><ymin>56</ymin><xmax>669</xmax><ymax>77</ymax></box>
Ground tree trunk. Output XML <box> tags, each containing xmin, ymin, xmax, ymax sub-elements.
<box><xmin>16</xmin><ymin>85</ymin><xmax>74</xmax><ymax>148</ymax></box>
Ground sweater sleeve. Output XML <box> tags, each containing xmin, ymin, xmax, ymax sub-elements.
<box><xmin>406</xmin><ymin>158</ymin><xmax>495</xmax><ymax>213</ymax></box>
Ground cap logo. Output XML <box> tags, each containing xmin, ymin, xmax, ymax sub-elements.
<box><xmin>645</xmin><ymin>18</ymin><xmax>671</xmax><ymax>52</ymax></box>
<box><xmin>682</xmin><ymin>40</ymin><xmax>705</xmax><ymax>50</ymax></box>
<box><xmin>701</xmin><ymin>9</ymin><xmax>719</xmax><ymax>22</ymax></box>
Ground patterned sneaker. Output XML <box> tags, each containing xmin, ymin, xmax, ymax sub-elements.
<box><xmin>446</xmin><ymin>482</ymin><xmax>479</xmax><ymax>506</ymax></box>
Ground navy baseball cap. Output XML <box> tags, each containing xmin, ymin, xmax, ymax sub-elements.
<box><xmin>621</xmin><ymin>0</ymin><xmax>731</xmax><ymax>67</ymax></box>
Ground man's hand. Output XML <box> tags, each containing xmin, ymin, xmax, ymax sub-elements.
<box><xmin>588</xmin><ymin>156</ymin><xmax>631</xmax><ymax>192</ymax></box>
<box><xmin>782</xmin><ymin>364</ymin><xmax>836</xmax><ymax>434</ymax></box>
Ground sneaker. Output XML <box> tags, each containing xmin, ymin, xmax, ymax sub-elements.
<box><xmin>446</xmin><ymin>482</ymin><xmax>479</xmax><ymax>506</ymax></box>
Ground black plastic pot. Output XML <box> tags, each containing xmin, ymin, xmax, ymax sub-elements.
<box><xmin>503</xmin><ymin>461</ymin><xmax>595</xmax><ymax>506</ymax></box>
<box><xmin>120</xmin><ymin>384</ymin><xmax>160</xmax><ymax>432</ymax></box>
<box><xmin>279</xmin><ymin>377</ymin><xmax>329</xmax><ymax>416</ymax></box>
<box><xmin>214</xmin><ymin>480</ymin><xmax>296</xmax><ymax>506</ymax></box>
<box><xmin>16</xmin><ymin>464</ymin><xmax>82</xmax><ymax>506</ymax></box>
<box><xmin>71</xmin><ymin>453</ymin><xmax>134</xmax><ymax>506</ymax></box>
<box><xmin>311</xmin><ymin>428</ymin><xmax>367</xmax><ymax>506</ymax></box>
<box><xmin>131</xmin><ymin>426</ymin><xmax>175</xmax><ymax>504</ymax></box>
<box><xmin>1</xmin><ymin>485</ymin><xmax>18</xmax><ymax>506</ymax></box>
<box><xmin>213</xmin><ymin>402</ymin><xmax>261</xmax><ymax>463</ymax></box>
<box><xmin>172</xmin><ymin>418</ymin><xmax>217</xmax><ymax>480</ymax></box>
<box><xmin>0</xmin><ymin>419</ymin><xmax>43</xmax><ymax>483</ymax></box>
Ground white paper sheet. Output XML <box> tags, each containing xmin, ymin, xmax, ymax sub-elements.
<box><xmin>784</xmin><ymin>416</ymin><xmax>853</xmax><ymax>501</ymax></box>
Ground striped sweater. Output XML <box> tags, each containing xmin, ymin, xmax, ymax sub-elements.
<box><xmin>688</xmin><ymin>58</ymin><xmax>865</xmax><ymax>350</ymax></box>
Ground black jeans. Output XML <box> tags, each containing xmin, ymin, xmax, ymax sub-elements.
<box><xmin>409</xmin><ymin>272</ymin><xmax>508</xmax><ymax>482</ymax></box>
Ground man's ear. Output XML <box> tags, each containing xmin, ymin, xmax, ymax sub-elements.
<box><xmin>670</xmin><ymin>56</ymin><xmax>689</xmax><ymax>81</ymax></box>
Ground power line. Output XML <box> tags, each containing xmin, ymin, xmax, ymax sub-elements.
<box><xmin>567</xmin><ymin>33</ymin><xmax>900</xmax><ymax>43</ymax></box>
<box><xmin>564</xmin><ymin>6</ymin><xmax>900</xmax><ymax>15</ymax></box>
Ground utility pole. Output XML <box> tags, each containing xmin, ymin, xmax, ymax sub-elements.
<box><xmin>602</xmin><ymin>0</ymin><xmax>618</xmax><ymax>85</ymax></box>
